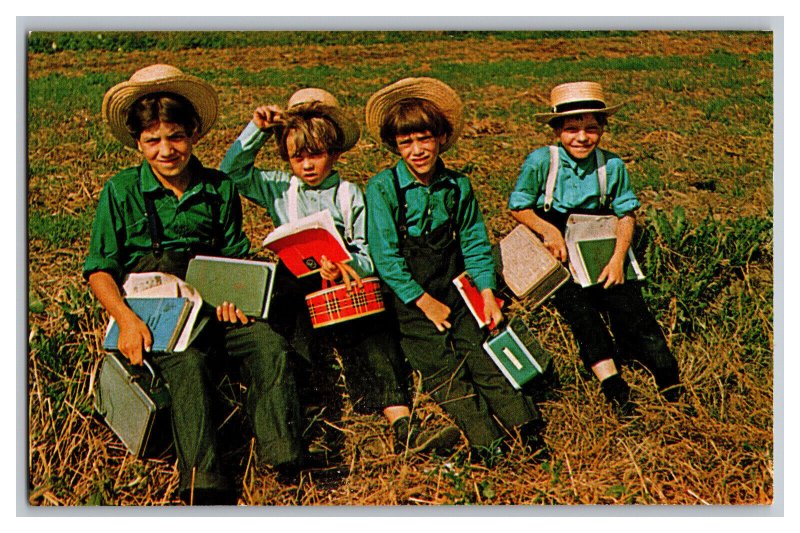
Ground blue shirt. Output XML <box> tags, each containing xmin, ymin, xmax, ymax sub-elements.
<box><xmin>220</xmin><ymin>121</ymin><xmax>374</xmax><ymax>278</ymax></box>
<box><xmin>366</xmin><ymin>159</ymin><xmax>496</xmax><ymax>305</ymax></box>
<box><xmin>508</xmin><ymin>145</ymin><xmax>640</xmax><ymax>217</ymax></box>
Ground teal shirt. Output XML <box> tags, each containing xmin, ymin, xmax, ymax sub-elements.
<box><xmin>83</xmin><ymin>156</ymin><xmax>250</xmax><ymax>282</ymax></box>
<box><xmin>508</xmin><ymin>145</ymin><xmax>640</xmax><ymax>216</ymax></box>
<box><xmin>365</xmin><ymin>159</ymin><xmax>496</xmax><ymax>305</ymax></box>
<box><xmin>220</xmin><ymin>121</ymin><xmax>374</xmax><ymax>278</ymax></box>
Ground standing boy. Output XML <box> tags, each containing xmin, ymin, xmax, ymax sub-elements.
<box><xmin>84</xmin><ymin>65</ymin><xmax>303</xmax><ymax>504</ymax></box>
<box><xmin>364</xmin><ymin>77</ymin><xmax>543</xmax><ymax>458</ymax></box>
<box><xmin>220</xmin><ymin>88</ymin><xmax>460</xmax><ymax>456</ymax></box>
<box><xmin>508</xmin><ymin>81</ymin><xmax>682</xmax><ymax>415</ymax></box>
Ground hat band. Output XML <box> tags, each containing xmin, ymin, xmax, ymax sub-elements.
<box><xmin>552</xmin><ymin>100</ymin><xmax>606</xmax><ymax>113</ymax></box>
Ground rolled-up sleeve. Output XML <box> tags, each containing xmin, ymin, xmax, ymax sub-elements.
<box><xmin>83</xmin><ymin>182</ymin><xmax>125</xmax><ymax>281</ymax></box>
<box><xmin>508</xmin><ymin>152</ymin><xmax>546</xmax><ymax>211</ymax></box>
<box><xmin>606</xmin><ymin>156</ymin><xmax>641</xmax><ymax>217</ymax></box>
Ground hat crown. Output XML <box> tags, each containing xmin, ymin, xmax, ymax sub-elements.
<box><xmin>550</xmin><ymin>81</ymin><xmax>607</xmax><ymax>109</ymax></box>
<box><xmin>288</xmin><ymin>88</ymin><xmax>340</xmax><ymax>109</ymax></box>
<box><xmin>129</xmin><ymin>64</ymin><xmax>186</xmax><ymax>84</ymax></box>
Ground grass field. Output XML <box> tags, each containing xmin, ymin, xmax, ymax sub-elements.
<box><xmin>26</xmin><ymin>30</ymin><xmax>774</xmax><ymax>507</ymax></box>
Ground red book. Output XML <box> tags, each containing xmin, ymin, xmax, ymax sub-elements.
<box><xmin>263</xmin><ymin>210</ymin><xmax>352</xmax><ymax>278</ymax></box>
<box><xmin>453</xmin><ymin>271</ymin><xmax>504</xmax><ymax>330</ymax></box>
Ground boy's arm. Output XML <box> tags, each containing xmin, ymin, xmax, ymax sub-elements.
<box><xmin>219</xmin><ymin>120</ymin><xmax>278</xmax><ymax>209</ymax></box>
<box><xmin>364</xmin><ymin>177</ymin><xmax>425</xmax><ymax>304</ymax></box>
<box><xmin>510</xmin><ymin>208</ymin><xmax>568</xmax><ymax>263</ymax></box>
<box><xmin>343</xmin><ymin>185</ymin><xmax>375</xmax><ymax>278</ymax></box>
<box><xmin>89</xmin><ymin>271</ymin><xmax>152</xmax><ymax>366</ymax></box>
<box><xmin>597</xmin><ymin>213</ymin><xmax>635</xmax><ymax>288</ymax></box>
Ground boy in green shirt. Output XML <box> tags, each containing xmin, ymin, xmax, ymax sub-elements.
<box><xmin>220</xmin><ymin>88</ymin><xmax>460</xmax><ymax>455</ymax></box>
<box><xmin>365</xmin><ymin>77</ymin><xmax>543</xmax><ymax>458</ymax></box>
<box><xmin>84</xmin><ymin>65</ymin><xmax>303</xmax><ymax>504</ymax></box>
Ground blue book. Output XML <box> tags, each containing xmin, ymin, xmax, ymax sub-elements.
<box><xmin>103</xmin><ymin>297</ymin><xmax>192</xmax><ymax>353</ymax></box>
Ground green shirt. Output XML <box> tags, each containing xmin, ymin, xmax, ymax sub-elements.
<box><xmin>508</xmin><ymin>145</ymin><xmax>640</xmax><ymax>216</ymax></box>
<box><xmin>220</xmin><ymin>121</ymin><xmax>374</xmax><ymax>277</ymax></box>
<box><xmin>365</xmin><ymin>159</ymin><xmax>496</xmax><ymax>305</ymax></box>
<box><xmin>83</xmin><ymin>156</ymin><xmax>250</xmax><ymax>282</ymax></box>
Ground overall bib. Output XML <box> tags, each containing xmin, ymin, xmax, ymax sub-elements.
<box><xmin>389</xmin><ymin>170</ymin><xmax>539</xmax><ymax>448</ymax></box>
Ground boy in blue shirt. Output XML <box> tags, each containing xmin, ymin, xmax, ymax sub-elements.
<box><xmin>220</xmin><ymin>88</ymin><xmax>460</xmax><ymax>456</ymax></box>
<box><xmin>508</xmin><ymin>81</ymin><xmax>682</xmax><ymax>415</ymax></box>
<box><xmin>365</xmin><ymin>78</ymin><xmax>543</xmax><ymax>458</ymax></box>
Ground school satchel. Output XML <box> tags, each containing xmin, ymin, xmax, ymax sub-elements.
<box><xmin>482</xmin><ymin>317</ymin><xmax>552</xmax><ymax>390</ymax></box>
<box><xmin>493</xmin><ymin>224</ymin><xmax>570</xmax><ymax>308</ymax></box>
<box><xmin>93</xmin><ymin>352</ymin><xmax>172</xmax><ymax>458</ymax></box>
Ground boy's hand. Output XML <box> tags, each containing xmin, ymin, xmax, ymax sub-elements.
<box><xmin>253</xmin><ymin>105</ymin><xmax>286</xmax><ymax>131</ymax></box>
<box><xmin>117</xmin><ymin>314</ymin><xmax>152</xmax><ymax>366</ymax></box>
<box><xmin>216</xmin><ymin>301</ymin><xmax>253</xmax><ymax>325</ymax></box>
<box><xmin>320</xmin><ymin>256</ymin><xmax>363</xmax><ymax>290</ymax></box>
<box><xmin>541</xmin><ymin>225</ymin><xmax>568</xmax><ymax>263</ymax></box>
<box><xmin>481</xmin><ymin>288</ymin><xmax>503</xmax><ymax>329</ymax></box>
<box><xmin>416</xmin><ymin>292</ymin><xmax>451</xmax><ymax>332</ymax></box>
<box><xmin>598</xmin><ymin>255</ymin><xmax>626</xmax><ymax>289</ymax></box>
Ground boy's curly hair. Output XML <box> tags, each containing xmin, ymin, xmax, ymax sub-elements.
<box><xmin>379</xmin><ymin>98</ymin><xmax>453</xmax><ymax>149</ymax></box>
<box><xmin>275</xmin><ymin>101</ymin><xmax>345</xmax><ymax>160</ymax></box>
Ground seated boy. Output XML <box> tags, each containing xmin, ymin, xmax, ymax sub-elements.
<box><xmin>84</xmin><ymin>64</ymin><xmax>303</xmax><ymax>504</ymax></box>
<box><xmin>508</xmin><ymin>81</ymin><xmax>682</xmax><ymax>415</ymax></box>
<box><xmin>220</xmin><ymin>88</ymin><xmax>460</xmax><ymax>455</ymax></box>
<box><xmin>364</xmin><ymin>77</ymin><xmax>543</xmax><ymax>458</ymax></box>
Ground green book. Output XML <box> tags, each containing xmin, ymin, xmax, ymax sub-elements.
<box><xmin>185</xmin><ymin>256</ymin><xmax>276</xmax><ymax>319</ymax></box>
<box><xmin>576</xmin><ymin>238</ymin><xmax>641</xmax><ymax>287</ymax></box>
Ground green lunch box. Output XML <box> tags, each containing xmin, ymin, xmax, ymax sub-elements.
<box><xmin>482</xmin><ymin>318</ymin><xmax>551</xmax><ymax>390</ymax></box>
<box><xmin>94</xmin><ymin>352</ymin><xmax>172</xmax><ymax>458</ymax></box>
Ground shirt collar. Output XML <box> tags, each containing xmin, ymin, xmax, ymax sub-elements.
<box><xmin>557</xmin><ymin>144</ymin><xmax>596</xmax><ymax>178</ymax></box>
<box><xmin>396</xmin><ymin>159</ymin><xmax>447</xmax><ymax>189</ymax></box>
<box><xmin>139</xmin><ymin>156</ymin><xmax>210</xmax><ymax>198</ymax></box>
<box><xmin>293</xmin><ymin>171</ymin><xmax>340</xmax><ymax>191</ymax></box>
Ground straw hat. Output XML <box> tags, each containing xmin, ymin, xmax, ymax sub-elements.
<box><xmin>286</xmin><ymin>88</ymin><xmax>360</xmax><ymax>151</ymax></box>
<box><xmin>102</xmin><ymin>64</ymin><xmax>218</xmax><ymax>149</ymax></box>
<box><xmin>365</xmin><ymin>77</ymin><xmax>463</xmax><ymax>154</ymax></box>
<box><xmin>534</xmin><ymin>81</ymin><xmax>625</xmax><ymax>124</ymax></box>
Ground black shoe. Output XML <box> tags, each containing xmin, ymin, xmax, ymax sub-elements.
<box><xmin>274</xmin><ymin>460</ymin><xmax>302</xmax><ymax>486</ymax></box>
<box><xmin>601</xmin><ymin>374</ymin><xmax>638</xmax><ymax>419</ymax></box>
<box><xmin>392</xmin><ymin>417</ymin><xmax>462</xmax><ymax>455</ymax></box>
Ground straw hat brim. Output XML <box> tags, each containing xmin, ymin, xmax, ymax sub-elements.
<box><xmin>365</xmin><ymin>77</ymin><xmax>463</xmax><ymax>154</ymax></box>
<box><xmin>534</xmin><ymin>103</ymin><xmax>625</xmax><ymax>124</ymax></box>
<box><xmin>102</xmin><ymin>74</ymin><xmax>219</xmax><ymax>149</ymax></box>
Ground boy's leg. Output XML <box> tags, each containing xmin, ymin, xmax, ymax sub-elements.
<box><xmin>152</xmin><ymin>345</ymin><xmax>233</xmax><ymax>501</ymax></box>
<box><xmin>551</xmin><ymin>283</ymin><xmax>634</xmax><ymax>411</ymax></box>
<box><xmin>224</xmin><ymin>321</ymin><xmax>303</xmax><ymax>468</ymax></box>
<box><xmin>450</xmin><ymin>307</ymin><xmax>541</xmax><ymax>431</ymax></box>
<box><xmin>394</xmin><ymin>303</ymin><xmax>502</xmax><ymax>449</ymax></box>
<box><xmin>604</xmin><ymin>284</ymin><xmax>682</xmax><ymax>400</ymax></box>
<box><xmin>332</xmin><ymin>314</ymin><xmax>411</xmax><ymax>413</ymax></box>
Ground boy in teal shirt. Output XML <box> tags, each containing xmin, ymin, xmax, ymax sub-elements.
<box><xmin>509</xmin><ymin>81</ymin><xmax>682</xmax><ymax>415</ymax></box>
<box><xmin>365</xmin><ymin>77</ymin><xmax>543</xmax><ymax>457</ymax></box>
<box><xmin>221</xmin><ymin>88</ymin><xmax>459</xmax><ymax>455</ymax></box>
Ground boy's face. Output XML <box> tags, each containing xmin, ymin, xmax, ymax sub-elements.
<box><xmin>555</xmin><ymin>113</ymin><xmax>604</xmax><ymax>160</ymax></box>
<box><xmin>286</xmin><ymin>136</ymin><xmax>340</xmax><ymax>187</ymax></box>
<box><xmin>137</xmin><ymin>121</ymin><xmax>197</xmax><ymax>184</ymax></box>
<box><xmin>395</xmin><ymin>130</ymin><xmax>447</xmax><ymax>183</ymax></box>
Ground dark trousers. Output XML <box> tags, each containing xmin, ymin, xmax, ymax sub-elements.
<box><xmin>152</xmin><ymin>320</ymin><xmax>302</xmax><ymax>493</ymax></box>
<box><xmin>552</xmin><ymin>281</ymin><xmax>680</xmax><ymax>390</ymax></box>
<box><xmin>394</xmin><ymin>301</ymin><xmax>540</xmax><ymax>449</ymax></box>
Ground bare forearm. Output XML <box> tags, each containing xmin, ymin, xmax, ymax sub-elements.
<box><xmin>613</xmin><ymin>214</ymin><xmax>635</xmax><ymax>261</ymax></box>
<box><xmin>88</xmin><ymin>271</ymin><xmax>138</xmax><ymax>325</ymax></box>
